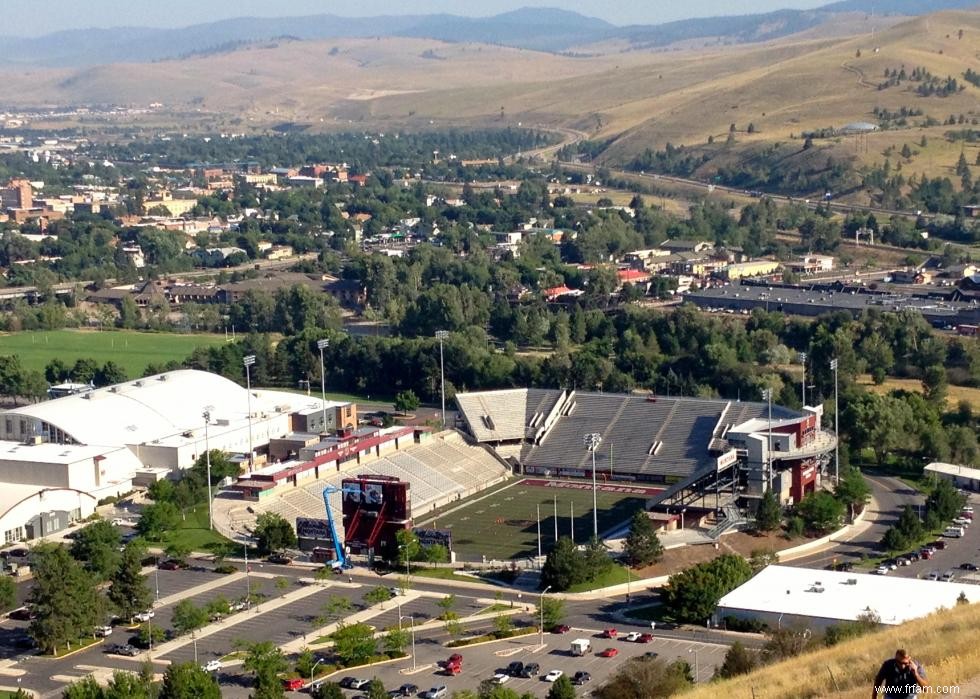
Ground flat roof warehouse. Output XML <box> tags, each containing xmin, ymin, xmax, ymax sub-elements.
<box><xmin>715</xmin><ymin>566</ymin><xmax>977</xmax><ymax>629</ymax></box>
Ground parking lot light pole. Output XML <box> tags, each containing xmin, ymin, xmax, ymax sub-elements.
<box><xmin>830</xmin><ymin>358</ymin><xmax>840</xmax><ymax>485</ymax></box>
<box><xmin>317</xmin><ymin>339</ymin><xmax>330</xmax><ymax>434</ymax></box>
<box><xmin>154</xmin><ymin>567</ymin><xmax>160</xmax><ymax>603</ymax></box>
<box><xmin>689</xmin><ymin>647</ymin><xmax>699</xmax><ymax>683</ymax></box>
<box><xmin>193</xmin><ymin>635</ymin><xmax>198</xmax><ymax>664</ymax></box>
<box><xmin>243</xmin><ymin>355</ymin><xmax>256</xmax><ymax>473</ymax></box>
<box><xmin>399</xmin><ymin>615</ymin><xmax>416</xmax><ymax>670</ymax></box>
<box><xmin>798</xmin><ymin>352</ymin><xmax>807</xmax><ymax>406</ymax></box>
<box><xmin>310</xmin><ymin>659</ymin><xmax>322</xmax><ymax>687</ymax></box>
<box><xmin>584</xmin><ymin>433</ymin><xmax>602</xmax><ymax>539</ymax></box>
<box><xmin>761</xmin><ymin>388</ymin><xmax>773</xmax><ymax>493</ymax></box>
<box><xmin>538</xmin><ymin>586</ymin><xmax>551</xmax><ymax>647</ymax></box>
<box><xmin>203</xmin><ymin>406</ymin><xmax>213</xmax><ymax>530</ymax></box>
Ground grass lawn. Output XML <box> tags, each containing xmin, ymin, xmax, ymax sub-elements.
<box><xmin>267</xmin><ymin>386</ymin><xmax>392</xmax><ymax>405</ymax></box>
<box><xmin>0</xmin><ymin>329</ymin><xmax>226</xmax><ymax>377</ymax></box>
<box><xmin>411</xmin><ymin>568</ymin><xmax>470</xmax><ymax>581</ymax></box>
<box><xmin>50</xmin><ymin>636</ymin><xmax>103</xmax><ymax>658</ymax></box>
<box><xmin>624</xmin><ymin>603</ymin><xmax>668</xmax><ymax>623</ymax></box>
<box><xmin>158</xmin><ymin>503</ymin><xmax>236</xmax><ymax>555</ymax></box>
<box><xmin>856</xmin><ymin>374</ymin><xmax>980</xmax><ymax>412</ymax></box>
<box><xmin>566</xmin><ymin>564</ymin><xmax>631</xmax><ymax>593</ymax></box>
<box><xmin>417</xmin><ymin>480</ymin><xmax>650</xmax><ymax>561</ymax></box>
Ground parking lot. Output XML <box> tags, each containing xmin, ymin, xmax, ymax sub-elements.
<box><xmin>880</xmin><ymin>496</ymin><xmax>980</xmax><ymax>583</ymax></box>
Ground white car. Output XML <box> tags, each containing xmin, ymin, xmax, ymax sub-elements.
<box><xmin>874</xmin><ymin>566</ymin><xmax>889</xmax><ymax>575</ymax></box>
<box><xmin>954</xmin><ymin>518</ymin><xmax>971</xmax><ymax>526</ymax></box>
<box><xmin>492</xmin><ymin>673</ymin><xmax>510</xmax><ymax>685</ymax></box>
<box><xmin>95</xmin><ymin>625</ymin><xmax>112</xmax><ymax>637</ymax></box>
<box><xmin>624</xmin><ymin>632</ymin><xmax>642</xmax><ymax>642</ymax></box>
<box><xmin>134</xmin><ymin>610</ymin><xmax>155</xmax><ymax>622</ymax></box>
<box><xmin>202</xmin><ymin>660</ymin><xmax>221</xmax><ymax>673</ymax></box>
<box><xmin>544</xmin><ymin>670</ymin><xmax>564</xmax><ymax>682</ymax></box>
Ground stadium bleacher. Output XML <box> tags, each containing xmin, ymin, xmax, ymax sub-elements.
<box><xmin>253</xmin><ymin>432</ymin><xmax>510</xmax><ymax>534</ymax></box>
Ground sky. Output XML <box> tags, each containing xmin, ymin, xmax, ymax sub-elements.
<box><xmin>6</xmin><ymin>0</ymin><xmax>833</xmax><ymax>37</ymax></box>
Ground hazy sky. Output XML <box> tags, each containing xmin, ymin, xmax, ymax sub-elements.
<box><xmin>6</xmin><ymin>1</ymin><xmax>833</xmax><ymax>36</ymax></box>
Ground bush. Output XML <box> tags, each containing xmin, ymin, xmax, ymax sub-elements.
<box><xmin>722</xmin><ymin>615</ymin><xmax>768</xmax><ymax>633</ymax></box>
<box><xmin>214</xmin><ymin>564</ymin><xmax>239</xmax><ymax>575</ymax></box>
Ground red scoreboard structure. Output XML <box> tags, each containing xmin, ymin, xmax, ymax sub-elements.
<box><xmin>341</xmin><ymin>475</ymin><xmax>412</xmax><ymax>560</ymax></box>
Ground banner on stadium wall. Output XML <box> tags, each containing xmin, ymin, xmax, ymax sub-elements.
<box><xmin>414</xmin><ymin>528</ymin><xmax>453</xmax><ymax>551</ymax></box>
<box><xmin>296</xmin><ymin>517</ymin><xmax>333</xmax><ymax>541</ymax></box>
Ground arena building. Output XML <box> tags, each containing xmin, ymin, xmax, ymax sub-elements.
<box><xmin>0</xmin><ymin>369</ymin><xmax>342</xmax><ymax>542</ymax></box>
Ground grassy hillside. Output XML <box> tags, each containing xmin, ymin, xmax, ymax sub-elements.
<box><xmin>684</xmin><ymin>603</ymin><xmax>980</xmax><ymax>698</ymax></box>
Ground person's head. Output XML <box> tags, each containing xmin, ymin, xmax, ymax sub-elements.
<box><xmin>895</xmin><ymin>649</ymin><xmax>912</xmax><ymax>668</ymax></box>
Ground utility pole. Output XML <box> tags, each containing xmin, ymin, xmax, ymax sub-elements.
<box><xmin>435</xmin><ymin>330</ymin><xmax>449</xmax><ymax>428</ymax></box>
<box><xmin>798</xmin><ymin>352</ymin><xmax>807</xmax><ymax>407</ymax></box>
<box><xmin>203</xmin><ymin>406</ymin><xmax>214</xmax><ymax>530</ymax></box>
<box><xmin>538</xmin><ymin>586</ymin><xmax>551</xmax><ymax>647</ymax></box>
<box><xmin>761</xmin><ymin>388</ymin><xmax>773</xmax><ymax>493</ymax></box>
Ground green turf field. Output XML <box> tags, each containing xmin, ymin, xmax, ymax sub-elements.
<box><xmin>0</xmin><ymin>329</ymin><xmax>227</xmax><ymax>377</ymax></box>
<box><xmin>417</xmin><ymin>479</ymin><xmax>654</xmax><ymax>561</ymax></box>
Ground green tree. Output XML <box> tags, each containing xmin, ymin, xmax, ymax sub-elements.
<box><xmin>62</xmin><ymin>676</ymin><xmax>105</xmax><ymax>699</ymax></box>
<box><xmin>716</xmin><ymin>641</ymin><xmax>757</xmax><ymax>678</ymax></box>
<box><xmin>69</xmin><ymin>520</ymin><xmax>123</xmax><ymax>580</ymax></box>
<box><xmin>163</xmin><ymin>542</ymin><xmax>191</xmax><ymax>565</ymax></box>
<box><xmin>294</xmin><ymin>647</ymin><xmax>316</xmax><ymax>679</ymax></box>
<box><xmin>366</xmin><ymin>678</ymin><xmax>387</xmax><ymax>699</ymax></box>
<box><xmin>382</xmin><ymin>627</ymin><xmax>409</xmax><ymax>656</ymax></box>
<box><xmin>834</xmin><ymin>468</ymin><xmax>871</xmax><ymax>520</ymax></box>
<box><xmin>0</xmin><ymin>575</ymin><xmax>16</xmax><ymax>613</ymax></box>
<box><xmin>394</xmin><ymin>389</ymin><xmax>420</xmax><ymax>414</ymax></box>
<box><xmin>493</xmin><ymin>612</ymin><xmax>513</xmax><ymax>637</ymax></box>
<box><xmin>159</xmin><ymin>662</ymin><xmax>222</xmax><ymax>699</ymax></box>
<box><xmin>331</xmin><ymin>622</ymin><xmax>377</xmax><ymax>666</ymax></box>
<box><xmin>922</xmin><ymin>365</ymin><xmax>948</xmax><ymax>405</ymax></box>
<box><xmin>748</xmin><ymin>548</ymin><xmax>779</xmax><ymax>572</ymax></box>
<box><xmin>108</xmin><ymin>541</ymin><xmax>152</xmax><ymax>622</ymax></box>
<box><xmin>364</xmin><ymin>586</ymin><xmax>393</xmax><ymax>606</ymax></box>
<box><xmin>661</xmin><ymin>554</ymin><xmax>752</xmax><ymax>624</ymax></box>
<box><xmin>541</xmin><ymin>537</ymin><xmax>587</xmax><ymax>592</ymax></box>
<box><xmin>321</xmin><ymin>594</ymin><xmax>353</xmax><ymax>624</ymax></box>
<box><xmin>395</xmin><ymin>529</ymin><xmax>420</xmax><ymax>568</ymax></box>
<box><xmin>205</xmin><ymin>596</ymin><xmax>231</xmax><ymax>620</ymax></box>
<box><xmin>171</xmin><ymin>600</ymin><xmax>208</xmax><ymax>636</ymax></box>
<box><xmin>312</xmin><ymin>683</ymin><xmax>345</xmax><ymax>699</ymax></box>
<box><xmin>135</xmin><ymin>622</ymin><xmax>165</xmax><ymax>649</ymax></box>
<box><xmin>539</xmin><ymin>596</ymin><xmax>566</xmax><ymax>628</ymax></box>
<box><xmin>104</xmin><ymin>670</ymin><xmax>152</xmax><ymax>699</ymax></box>
<box><xmin>29</xmin><ymin>543</ymin><xmax>103</xmax><ymax>654</ymax></box>
<box><xmin>796</xmin><ymin>491</ymin><xmax>845</xmax><ymax>534</ymax></box>
<box><xmin>136</xmin><ymin>501</ymin><xmax>180</xmax><ymax>541</ymax></box>
<box><xmin>436</xmin><ymin>594</ymin><xmax>457</xmax><ymax>620</ymax></box>
<box><xmin>546</xmin><ymin>674</ymin><xmax>576</xmax><ymax>699</ymax></box>
<box><xmin>253</xmin><ymin>512</ymin><xmax>297</xmax><ymax>554</ymax></box>
<box><xmin>240</xmin><ymin>640</ymin><xmax>288</xmax><ymax>699</ymax></box>
<box><xmin>926</xmin><ymin>478</ymin><xmax>966</xmax><ymax>523</ymax></box>
<box><xmin>623</xmin><ymin>510</ymin><xmax>664</xmax><ymax>566</ymax></box>
<box><xmin>593</xmin><ymin>656</ymin><xmax>692</xmax><ymax>699</ymax></box>
<box><xmin>754</xmin><ymin>490</ymin><xmax>782</xmax><ymax>532</ymax></box>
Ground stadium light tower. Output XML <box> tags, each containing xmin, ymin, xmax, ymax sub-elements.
<box><xmin>435</xmin><ymin>330</ymin><xmax>450</xmax><ymax>427</ymax></box>
<box><xmin>798</xmin><ymin>352</ymin><xmax>807</xmax><ymax>407</ymax></box>
<box><xmin>317</xmin><ymin>338</ymin><xmax>330</xmax><ymax>434</ymax></box>
<box><xmin>584</xmin><ymin>433</ymin><xmax>602</xmax><ymax>539</ymax></box>
<box><xmin>243</xmin><ymin>355</ymin><xmax>256</xmax><ymax>473</ymax></box>
<box><xmin>830</xmin><ymin>358</ymin><xmax>840</xmax><ymax>485</ymax></box>
<box><xmin>760</xmin><ymin>388</ymin><xmax>773</xmax><ymax>493</ymax></box>
<box><xmin>203</xmin><ymin>405</ymin><xmax>214</xmax><ymax>530</ymax></box>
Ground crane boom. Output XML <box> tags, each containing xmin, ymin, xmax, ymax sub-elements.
<box><xmin>321</xmin><ymin>485</ymin><xmax>352</xmax><ymax>569</ymax></box>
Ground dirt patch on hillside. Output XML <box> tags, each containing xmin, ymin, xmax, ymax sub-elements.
<box><xmin>634</xmin><ymin>530</ymin><xmax>809</xmax><ymax>578</ymax></box>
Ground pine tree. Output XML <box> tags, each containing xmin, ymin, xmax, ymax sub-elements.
<box><xmin>755</xmin><ymin>490</ymin><xmax>782</xmax><ymax>532</ymax></box>
<box><xmin>108</xmin><ymin>542</ymin><xmax>153</xmax><ymax>622</ymax></box>
<box><xmin>623</xmin><ymin>510</ymin><xmax>664</xmax><ymax>566</ymax></box>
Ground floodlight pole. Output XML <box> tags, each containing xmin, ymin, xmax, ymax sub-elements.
<box><xmin>317</xmin><ymin>339</ymin><xmax>330</xmax><ymax>434</ymax></box>
<box><xmin>831</xmin><ymin>358</ymin><xmax>840</xmax><ymax>485</ymax></box>
<box><xmin>436</xmin><ymin>330</ymin><xmax>449</xmax><ymax>428</ymax></box>
<box><xmin>243</xmin><ymin>355</ymin><xmax>256</xmax><ymax>473</ymax></box>
<box><xmin>399</xmin><ymin>615</ymin><xmax>416</xmax><ymax>670</ymax></box>
<box><xmin>203</xmin><ymin>407</ymin><xmax>213</xmax><ymax>530</ymax></box>
<box><xmin>584</xmin><ymin>433</ymin><xmax>602</xmax><ymax>540</ymax></box>
<box><xmin>799</xmin><ymin>352</ymin><xmax>807</xmax><ymax>407</ymax></box>
<box><xmin>761</xmin><ymin>388</ymin><xmax>773</xmax><ymax>493</ymax></box>
<box><xmin>536</xmin><ymin>504</ymin><xmax>542</xmax><ymax>559</ymax></box>
<box><xmin>538</xmin><ymin>586</ymin><xmax>551</xmax><ymax>646</ymax></box>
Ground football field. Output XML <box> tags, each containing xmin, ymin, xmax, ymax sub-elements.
<box><xmin>417</xmin><ymin>478</ymin><xmax>662</xmax><ymax>561</ymax></box>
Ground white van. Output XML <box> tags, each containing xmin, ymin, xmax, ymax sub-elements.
<box><xmin>944</xmin><ymin>526</ymin><xmax>965</xmax><ymax>538</ymax></box>
<box><xmin>570</xmin><ymin>639</ymin><xmax>591</xmax><ymax>656</ymax></box>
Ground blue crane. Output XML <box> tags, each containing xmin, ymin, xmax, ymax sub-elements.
<box><xmin>321</xmin><ymin>485</ymin><xmax>352</xmax><ymax>569</ymax></box>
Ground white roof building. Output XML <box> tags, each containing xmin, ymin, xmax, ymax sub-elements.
<box><xmin>924</xmin><ymin>462</ymin><xmax>980</xmax><ymax>492</ymax></box>
<box><xmin>0</xmin><ymin>370</ymin><xmax>334</xmax><ymax>543</ymax></box>
<box><xmin>715</xmin><ymin>565</ymin><xmax>976</xmax><ymax>630</ymax></box>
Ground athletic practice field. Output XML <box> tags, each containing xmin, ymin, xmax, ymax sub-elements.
<box><xmin>417</xmin><ymin>478</ymin><xmax>662</xmax><ymax>561</ymax></box>
<box><xmin>0</xmin><ymin>330</ymin><xmax>226</xmax><ymax>377</ymax></box>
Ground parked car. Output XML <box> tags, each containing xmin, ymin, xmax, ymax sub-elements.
<box><xmin>954</xmin><ymin>518</ymin><xmax>971</xmax><ymax>527</ymax></box>
<box><xmin>962</xmin><ymin>506</ymin><xmax>974</xmax><ymax>513</ymax></box>
<box><xmin>339</xmin><ymin>677</ymin><xmax>359</xmax><ymax>689</ymax></box>
<box><xmin>8</xmin><ymin>607</ymin><xmax>35</xmax><ymax>621</ymax></box>
<box><xmin>941</xmin><ymin>570</ymin><xmax>957</xmax><ymax>582</ymax></box>
<box><xmin>551</xmin><ymin>624</ymin><xmax>570</xmax><ymax>634</ymax></box>
<box><xmin>624</xmin><ymin>631</ymin><xmax>642</xmax><ymax>642</ymax></box>
<box><xmin>202</xmin><ymin>660</ymin><xmax>221</xmax><ymax>673</ymax></box>
<box><xmin>506</xmin><ymin>661</ymin><xmax>524</xmax><ymax>677</ymax></box>
<box><xmin>521</xmin><ymin>663</ymin><xmax>540</xmax><ymax>678</ymax></box>
<box><xmin>874</xmin><ymin>566</ymin><xmax>889</xmax><ymax>575</ymax></box>
<box><xmin>134</xmin><ymin>610</ymin><xmax>155</xmax><ymax>622</ymax></box>
<box><xmin>598</xmin><ymin>647</ymin><xmax>619</xmax><ymax>658</ymax></box>
<box><xmin>881</xmin><ymin>559</ymin><xmax>898</xmax><ymax>570</ymax></box>
<box><xmin>421</xmin><ymin>687</ymin><xmax>448</xmax><ymax>699</ymax></box>
<box><xmin>281</xmin><ymin>677</ymin><xmax>304</xmax><ymax>691</ymax></box>
<box><xmin>107</xmin><ymin>644</ymin><xmax>139</xmax><ymax>657</ymax></box>
<box><xmin>920</xmin><ymin>549</ymin><xmax>933</xmax><ymax>560</ymax></box>
<box><xmin>908</xmin><ymin>551</ymin><xmax>921</xmax><ymax>562</ymax></box>
<box><xmin>960</xmin><ymin>563</ymin><xmax>978</xmax><ymax>571</ymax></box>
<box><xmin>572</xmin><ymin>671</ymin><xmax>592</xmax><ymax>685</ymax></box>
<box><xmin>600</xmin><ymin>628</ymin><xmax>617</xmax><ymax>638</ymax></box>
<box><xmin>158</xmin><ymin>559</ymin><xmax>183</xmax><ymax>570</ymax></box>
<box><xmin>932</xmin><ymin>541</ymin><xmax>948</xmax><ymax>550</ymax></box>
<box><xmin>94</xmin><ymin>625</ymin><xmax>113</xmax><ymax>638</ymax></box>
<box><xmin>266</xmin><ymin>553</ymin><xmax>292</xmax><ymax>565</ymax></box>
<box><xmin>348</xmin><ymin>679</ymin><xmax>370</xmax><ymax>690</ymax></box>
<box><xmin>390</xmin><ymin>684</ymin><xmax>418</xmax><ymax>697</ymax></box>
<box><xmin>492</xmin><ymin>673</ymin><xmax>510</xmax><ymax>685</ymax></box>
<box><xmin>638</xmin><ymin>633</ymin><xmax>654</xmax><ymax>643</ymax></box>
<box><xmin>544</xmin><ymin>670</ymin><xmax>564</xmax><ymax>682</ymax></box>
<box><xmin>230</xmin><ymin>599</ymin><xmax>249</xmax><ymax>612</ymax></box>
<box><xmin>926</xmin><ymin>570</ymin><xmax>941</xmax><ymax>581</ymax></box>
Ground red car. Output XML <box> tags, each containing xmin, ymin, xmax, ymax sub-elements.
<box><xmin>920</xmin><ymin>549</ymin><xmax>933</xmax><ymax>560</ymax></box>
<box><xmin>551</xmin><ymin>624</ymin><xmax>571</xmax><ymax>634</ymax></box>
<box><xmin>598</xmin><ymin>647</ymin><xmax>619</xmax><ymax>658</ymax></box>
<box><xmin>281</xmin><ymin>677</ymin><xmax>304</xmax><ymax>691</ymax></box>
<box><xmin>600</xmin><ymin>628</ymin><xmax>617</xmax><ymax>639</ymax></box>
<box><xmin>638</xmin><ymin>633</ymin><xmax>654</xmax><ymax>643</ymax></box>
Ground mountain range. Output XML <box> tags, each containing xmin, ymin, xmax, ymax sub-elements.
<box><xmin>0</xmin><ymin>0</ymin><xmax>977</xmax><ymax>68</ymax></box>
